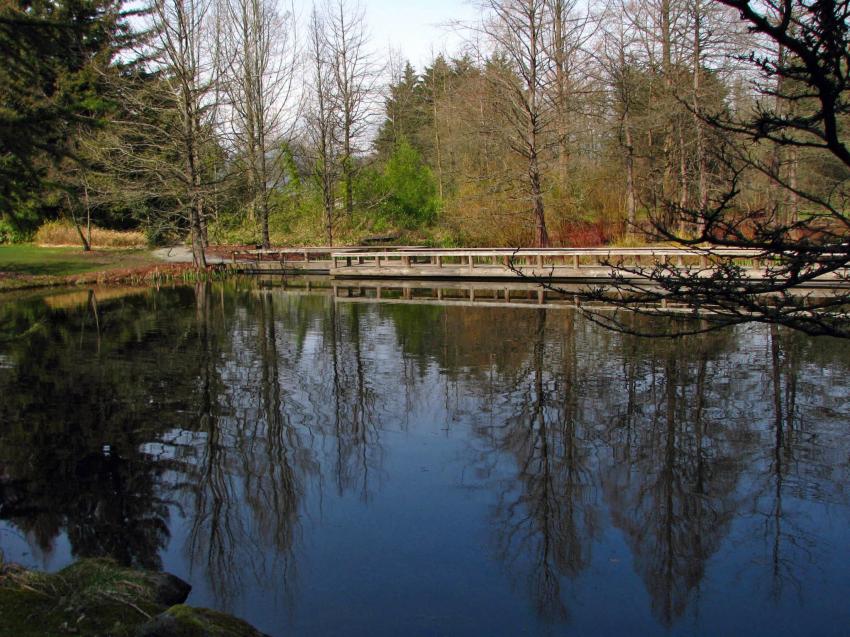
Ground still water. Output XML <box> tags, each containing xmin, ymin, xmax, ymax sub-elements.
<box><xmin>0</xmin><ymin>281</ymin><xmax>849</xmax><ymax>636</ymax></box>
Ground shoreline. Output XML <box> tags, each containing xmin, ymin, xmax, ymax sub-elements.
<box><xmin>0</xmin><ymin>262</ymin><xmax>228</xmax><ymax>293</ymax></box>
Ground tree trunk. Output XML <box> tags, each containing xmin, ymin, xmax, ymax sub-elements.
<box><xmin>767</xmin><ymin>42</ymin><xmax>786</xmax><ymax>219</ymax></box>
<box><xmin>191</xmin><ymin>123</ymin><xmax>209</xmax><ymax>251</ymax></box>
<box><xmin>660</xmin><ymin>0</ymin><xmax>676</xmax><ymax>229</ymax></box>
<box><xmin>83</xmin><ymin>180</ymin><xmax>92</xmax><ymax>249</ymax></box>
<box><xmin>64</xmin><ymin>192</ymin><xmax>91</xmax><ymax>251</ymax></box>
<box><xmin>624</xmin><ymin>110</ymin><xmax>637</xmax><ymax>231</ymax></box>
<box><xmin>326</xmin><ymin>197</ymin><xmax>334</xmax><ymax>246</ymax></box>
<box><xmin>191</xmin><ymin>199</ymin><xmax>208</xmax><ymax>269</ymax></box>
<box><xmin>788</xmin><ymin>146</ymin><xmax>799</xmax><ymax>224</ymax></box>
<box><xmin>257</xmin><ymin>127</ymin><xmax>271</xmax><ymax>248</ymax></box>
<box><xmin>551</xmin><ymin>0</ymin><xmax>571</xmax><ymax>186</ymax></box>
<box><xmin>531</xmin><ymin>151</ymin><xmax>548</xmax><ymax>247</ymax></box>
<box><xmin>343</xmin><ymin>124</ymin><xmax>354</xmax><ymax>216</ymax></box>
<box><xmin>677</xmin><ymin>121</ymin><xmax>688</xmax><ymax>236</ymax></box>
<box><xmin>692</xmin><ymin>0</ymin><xmax>707</xmax><ymax>233</ymax></box>
<box><xmin>183</xmin><ymin>96</ymin><xmax>207</xmax><ymax>269</ymax></box>
<box><xmin>433</xmin><ymin>94</ymin><xmax>444</xmax><ymax>200</ymax></box>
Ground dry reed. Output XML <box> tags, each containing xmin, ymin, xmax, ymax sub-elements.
<box><xmin>34</xmin><ymin>220</ymin><xmax>146</xmax><ymax>249</ymax></box>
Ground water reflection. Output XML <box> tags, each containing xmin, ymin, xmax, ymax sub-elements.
<box><xmin>473</xmin><ymin>310</ymin><xmax>598</xmax><ymax>621</ymax></box>
<box><xmin>328</xmin><ymin>301</ymin><xmax>382</xmax><ymax>500</ymax></box>
<box><xmin>0</xmin><ymin>282</ymin><xmax>849</xmax><ymax>635</ymax></box>
<box><xmin>601</xmin><ymin>333</ymin><xmax>745</xmax><ymax>625</ymax></box>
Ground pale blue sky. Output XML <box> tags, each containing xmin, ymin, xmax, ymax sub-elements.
<box><xmin>363</xmin><ymin>0</ymin><xmax>478</xmax><ymax>70</ymax></box>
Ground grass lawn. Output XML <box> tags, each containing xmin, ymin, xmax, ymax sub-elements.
<box><xmin>0</xmin><ymin>244</ymin><xmax>156</xmax><ymax>277</ymax></box>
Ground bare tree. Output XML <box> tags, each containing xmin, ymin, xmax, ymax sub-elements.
<box><xmin>150</xmin><ymin>0</ymin><xmax>216</xmax><ymax>267</ymax></box>
<box><xmin>477</xmin><ymin>0</ymin><xmax>553</xmax><ymax>247</ymax></box>
<box><xmin>574</xmin><ymin>0</ymin><xmax>850</xmax><ymax>338</ymax></box>
<box><xmin>543</xmin><ymin>0</ymin><xmax>595</xmax><ymax>185</ymax></box>
<box><xmin>62</xmin><ymin>0</ymin><xmax>216</xmax><ymax>265</ymax></box>
<box><xmin>306</xmin><ymin>5</ymin><xmax>339</xmax><ymax>245</ymax></box>
<box><xmin>690</xmin><ymin>0</ymin><xmax>708</xmax><ymax>216</ymax></box>
<box><xmin>78</xmin><ymin>0</ymin><xmax>225</xmax><ymax>266</ymax></box>
<box><xmin>218</xmin><ymin>0</ymin><xmax>298</xmax><ymax>248</ymax></box>
<box><xmin>325</xmin><ymin>0</ymin><xmax>376</xmax><ymax>218</ymax></box>
<box><xmin>599</xmin><ymin>12</ymin><xmax>640</xmax><ymax>230</ymax></box>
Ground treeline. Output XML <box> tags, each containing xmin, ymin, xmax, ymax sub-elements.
<box><xmin>1</xmin><ymin>0</ymin><xmax>847</xmax><ymax>258</ymax></box>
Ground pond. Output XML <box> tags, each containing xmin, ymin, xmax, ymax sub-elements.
<box><xmin>0</xmin><ymin>280</ymin><xmax>849</xmax><ymax>636</ymax></box>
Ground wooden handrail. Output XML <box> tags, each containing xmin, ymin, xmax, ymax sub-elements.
<box><xmin>330</xmin><ymin>247</ymin><xmax>768</xmax><ymax>260</ymax></box>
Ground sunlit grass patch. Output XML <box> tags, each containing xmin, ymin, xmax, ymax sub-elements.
<box><xmin>0</xmin><ymin>244</ymin><xmax>155</xmax><ymax>277</ymax></box>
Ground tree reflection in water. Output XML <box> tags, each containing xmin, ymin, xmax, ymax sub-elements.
<box><xmin>601</xmin><ymin>329</ymin><xmax>745</xmax><ymax>626</ymax></box>
<box><xmin>328</xmin><ymin>302</ymin><xmax>381</xmax><ymax>501</ymax></box>
<box><xmin>0</xmin><ymin>289</ymin><xmax>186</xmax><ymax>569</ymax></box>
<box><xmin>742</xmin><ymin>325</ymin><xmax>834</xmax><ymax>603</ymax></box>
<box><xmin>0</xmin><ymin>283</ymin><xmax>849</xmax><ymax>634</ymax></box>
<box><xmin>474</xmin><ymin>310</ymin><xmax>597</xmax><ymax>621</ymax></box>
<box><xmin>175</xmin><ymin>285</ymin><xmax>315</xmax><ymax>608</ymax></box>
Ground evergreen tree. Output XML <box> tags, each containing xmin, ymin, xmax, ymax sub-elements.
<box><xmin>374</xmin><ymin>62</ymin><xmax>428</xmax><ymax>161</ymax></box>
<box><xmin>0</xmin><ymin>0</ymin><xmax>132</xmax><ymax>235</ymax></box>
<box><xmin>380</xmin><ymin>139</ymin><xmax>439</xmax><ymax>226</ymax></box>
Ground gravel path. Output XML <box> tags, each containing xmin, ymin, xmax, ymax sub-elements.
<box><xmin>152</xmin><ymin>246</ymin><xmax>229</xmax><ymax>264</ymax></box>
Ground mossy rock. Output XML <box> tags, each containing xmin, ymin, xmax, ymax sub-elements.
<box><xmin>0</xmin><ymin>584</ymin><xmax>60</xmax><ymax>637</ymax></box>
<box><xmin>57</xmin><ymin>559</ymin><xmax>191</xmax><ymax>607</ymax></box>
<box><xmin>136</xmin><ymin>605</ymin><xmax>271</xmax><ymax>637</ymax></box>
<box><xmin>0</xmin><ymin>559</ymin><xmax>190</xmax><ymax>636</ymax></box>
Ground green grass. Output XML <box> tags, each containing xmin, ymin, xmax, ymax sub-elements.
<box><xmin>0</xmin><ymin>244</ymin><xmax>156</xmax><ymax>277</ymax></box>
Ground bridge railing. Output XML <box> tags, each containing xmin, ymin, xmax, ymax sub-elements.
<box><xmin>231</xmin><ymin>245</ymin><xmax>424</xmax><ymax>264</ymax></box>
<box><xmin>329</xmin><ymin>247</ymin><xmax>771</xmax><ymax>271</ymax></box>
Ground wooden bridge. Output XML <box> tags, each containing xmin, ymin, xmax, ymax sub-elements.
<box><xmin>229</xmin><ymin>246</ymin><xmax>849</xmax><ymax>286</ymax></box>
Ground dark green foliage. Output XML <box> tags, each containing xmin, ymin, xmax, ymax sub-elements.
<box><xmin>380</xmin><ymin>140</ymin><xmax>439</xmax><ymax>225</ymax></box>
<box><xmin>374</xmin><ymin>62</ymin><xmax>429</xmax><ymax>160</ymax></box>
<box><xmin>373</xmin><ymin>54</ymin><xmax>473</xmax><ymax>192</ymax></box>
<box><xmin>0</xmin><ymin>0</ymin><xmax>132</xmax><ymax>233</ymax></box>
<box><xmin>354</xmin><ymin>140</ymin><xmax>439</xmax><ymax>228</ymax></box>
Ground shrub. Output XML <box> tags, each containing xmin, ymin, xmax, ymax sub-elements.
<box><xmin>552</xmin><ymin>220</ymin><xmax>623</xmax><ymax>246</ymax></box>
<box><xmin>387</xmin><ymin>142</ymin><xmax>440</xmax><ymax>225</ymax></box>
<box><xmin>0</xmin><ymin>218</ymin><xmax>32</xmax><ymax>244</ymax></box>
<box><xmin>361</xmin><ymin>140</ymin><xmax>440</xmax><ymax>228</ymax></box>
